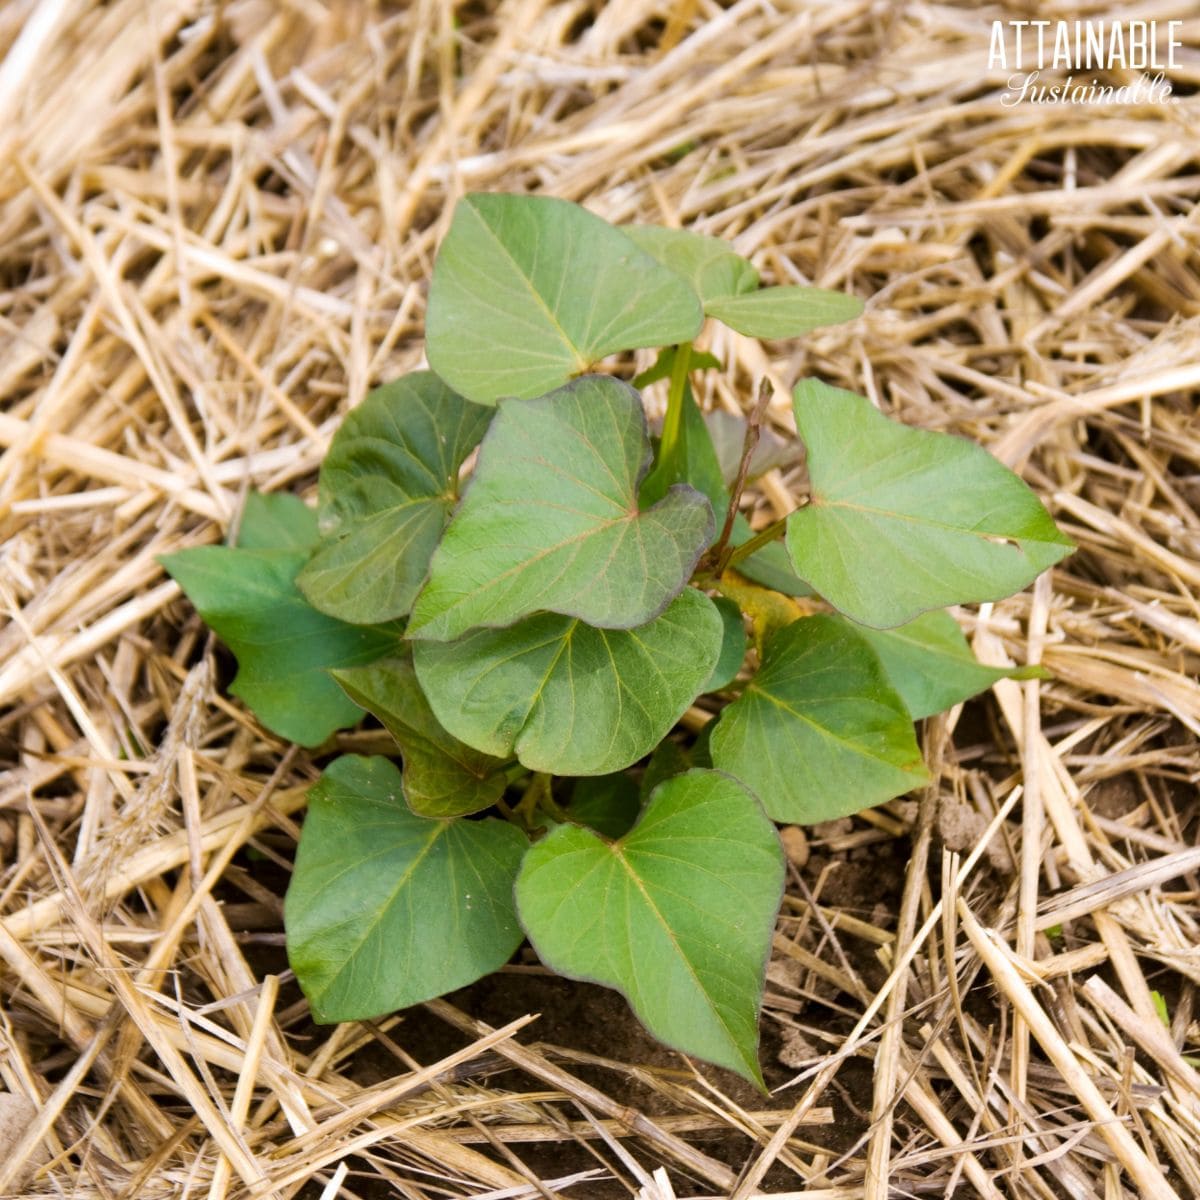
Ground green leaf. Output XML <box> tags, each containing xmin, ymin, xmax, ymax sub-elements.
<box><xmin>639</xmin><ymin>376</ymin><xmax>727</xmax><ymax>516</ymax></box>
<box><xmin>332</xmin><ymin>658</ymin><xmax>509</xmax><ymax>817</ymax></box>
<box><xmin>706</xmin><ymin>596</ymin><xmax>747</xmax><ymax>691</ymax></box>
<box><xmin>623</xmin><ymin>223</ymin><xmax>862</xmax><ymax>339</ymax></box>
<box><xmin>632</xmin><ymin>345</ymin><xmax>721</xmax><ymax>389</ymax></box>
<box><xmin>413</xmin><ymin>588</ymin><xmax>723</xmax><ymax>775</ymax></box>
<box><xmin>707</xmin><ymin>287</ymin><xmax>863</xmax><ymax>339</ymax></box>
<box><xmin>515</xmin><ymin>769</ymin><xmax>784</xmax><ymax>1085</ymax></box>
<box><xmin>785</xmin><ymin>381</ymin><xmax>1075</xmax><ymax>628</ymax></box>
<box><xmin>160</xmin><ymin>547</ymin><xmax>396</xmax><ymax>747</ymax></box>
<box><xmin>570</xmin><ymin>773</ymin><xmax>641</xmax><ymax>839</ymax></box>
<box><xmin>425</xmin><ymin>194</ymin><xmax>704</xmax><ymax>405</ymax></box>
<box><xmin>235</xmin><ymin>491</ymin><xmax>318</xmax><ymax>551</ymax></box>
<box><xmin>853</xmin><ymin>610</ymin><xmax>1048</xmax><ymax>721</ymax></box>
<box><xmin>409</xmin><ymin>376</ymin><xmax>714</xmax><ymax>642</ymax></box>
<box><xmin>286</xmin><ymin>756</ymin><xmax>527</xmax><ymax>1022</ymax></box>
<box><xmin>296</xmin><ymin>373</ymin><xmax>492</xmax><ymax>624</ymax></box>
<box><xmin>624</xmin><ymin>225</ymin><xmax>759</xmax><ymax>306</ymax></box>
<box><xmin>710</xmin><ymin>615</ymin><xmax>928</xmax><ymax>823</ymax></box>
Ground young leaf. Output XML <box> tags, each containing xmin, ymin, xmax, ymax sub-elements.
<box><xmin>516</xmin><ymin>769</ymin><xmax>785</xmax><ymax>1086</ymax></box>
<box><xmin>710</xmin><ymin>614</ymin><xmax>928</xmax><ymax>823</ymax></box>
<box><xmin>639</xmin><ymin>374</ymin><xmax>727</xmax><ymax>514</ymax></box>
<box><xmin>706</xmin><ymin>596</ymin><xmax>747</xmax><ymax>691</ymax></box>
<box><xmin>235</xmin><ymin>491</ymin><xmax>318</xmax><ymax>551</ymax></box>
<box><xmin>425</xmin><ymin>194</ymin><xmax>703</xmax><ymax>405</ymax></box>
<box><xmin>408</xmin><ymin>376</ymin><xmax>714</xmax><ymax>642</ymax></box>
<box><xmin>413</xmin><ymin>588</ymin><xmax>723</xmax><ymax>776</ymax></box>
<box><xmin>285</xmin><ymin>756</ymin><xmax>528</xmax><ymax>1023</ymax></box>
<box><xmin>296</xmin><ymin>373</ymin><xmax>492</xmax><ymax>624</ymax></box>
<box><xmin>785</xmin><ymin>381</ymin><xmax>1075</xmax><ymax>628</ymax></box>
<box><xmin>706</xmin><ymin>287</ymin><xmax>863</xmax><ymax>338</ymax></box>
<box><xmin>332</xmin><ymin>657</ymin><xmax>509</xmax><ymax>817</ymax></box>
<box><xmin>624</xmin><ymin>225</ymin><xmax>759</xmax><ymax>306</ymax></box>
<box><xmin>160</xmin><ymin>544</ymin><xmax>396</xmax><ymax>747</ymax></box>
<box><xmin>852</xmin><ymin>610</ymin><xmax>1048</xmax><ymax>720</ymax></box>
<box><xmin>624</xmin><ymin>223</ymin><xmax>863</xmax><ymax>338</ymax></box>
<box><xmin>716</xmin><ymin>572</ymin><xmax>806</xmax><ymax>651</ymax></box>
<box><xmin>570</xmin><ymin>773</ymin><xmax>641</xmax><ymax>839</ymax></box>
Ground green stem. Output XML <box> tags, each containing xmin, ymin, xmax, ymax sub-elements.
<box><xmin>722</xmin><ymin>516</ymin><xmax>789</xmax><ymax>570</ymax></box>
<box><xmin>658</xmin><ymin>343</ymin><xmax>692</xmax><ymax>465</ymax></box>
<box><xmin>540</xmin><ymin>790</ymin><xmax>569</xmax><ymax>823</ymax></box>
<box><xmin>513</xmin><ymin>773</ymin><xmax>549</xmax><ymax>829</ymax></box>
<box><xmin>512</xmin><ymin>772</ymin><xmax>567</xmax><ymax>831</ymax></box>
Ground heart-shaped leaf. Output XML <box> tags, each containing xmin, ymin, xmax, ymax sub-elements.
<box><xmin>706</xmin><ymin>288</ymin><xmax>863</xmax><ymax>338</ymax></box>
<box><xmin>710</xmin><ymin>614</ymin><xmax>928</xmax><ymax>823</ymax></box>
<box><xmin>624</xmin><ymin>225</ymin><xmax>759</xmax><ymax>306</ymax></box>
<box><xmin>854</xmin><ymin>610</ymin><xmax>1048</xmax><ymax>720</ymax></box>
<box><xmin>425</xmin><ymin>194</ymin><xmax>703</xmax><ymax>405</ymax></box>
<box><xmin>285</xmin><ymin>756</ymin><xmax>527</xmax><ymax>1023</ymax></box>
<box><xmin>516</xmin><ymin>769</ymin><xmax>784</xmax><ymax>1085</ymax></box>
<box><xmin>160</xmin><ymin>540</ymin><xmax>396</xmax><ymax>748</ymax></box>
<box><xmin>332</xmin><ymin>658</ymin><xmax>509</xmax><ymax>817</ymax></box>
<box><xmin>296</xmin><ymin>373</ymin><xmax>492</xmax><ymax>624</ymax></box>
<box><xmin>413</xmin><ymin>588</ymin><xmax>722</xmax><ymax>776</ymax></box>
<box><xmin>408</xmin><ymin>376</ymin><xmax>714</xmax><ymax>642</ymax></box>
<box><xmin>785</xmin><ymin>381</ymin><xmax>1075</xmax><ymax>628</ymax></box>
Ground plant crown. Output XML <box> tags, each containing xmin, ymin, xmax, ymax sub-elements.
<box><xmin>162</xmin><ymin>193</ymin><xmax>1073</xmax><ymax>1085</ymax></box>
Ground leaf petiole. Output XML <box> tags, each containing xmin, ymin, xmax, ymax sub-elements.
<box><xmin>722</xmin><ymin>515</ymin><xmax>789</xmax><ymax>570</ymax></box>
<box><xmin>514</xmin><ymin>773</ymin><xmax>550</xmax><ymax>828</ymax></box>
<box><xmin>513</xmin><ymin>773</ymin><xmax>568</xmax><ymax>830</ymax></box>
<box><xmin>658</xmin><ymin>342</ymin><xmax>693</xmax><ymax>466</ymax></box>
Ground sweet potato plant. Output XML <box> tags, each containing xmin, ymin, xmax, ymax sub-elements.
<box><xmin>162</xmin><ymin>194</ymin><xmax>1073</xmax><ymax>1085</ymax></box>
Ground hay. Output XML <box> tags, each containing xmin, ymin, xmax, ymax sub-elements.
<box><xmin>1</xmin><ymin>1</ymin><xmax>1198</xmax><ymax>1196</ymax></box>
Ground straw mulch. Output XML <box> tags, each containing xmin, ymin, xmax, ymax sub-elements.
<box><xmin>1</xmin><ymin>1</ymin><xmax>1198</xmax><ymax>1196</ymax></box>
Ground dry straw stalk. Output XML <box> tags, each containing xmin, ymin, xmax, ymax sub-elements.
<box><xmin>1</xmin><ymin>1</ymin><xmax>1198</xmax><ymax>1196</ymax></box>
